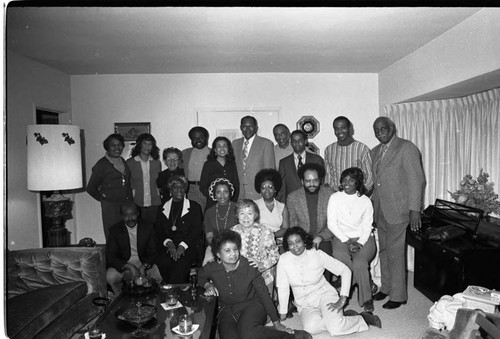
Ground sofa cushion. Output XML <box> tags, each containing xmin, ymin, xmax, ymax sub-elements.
<box><xmin>7</xmin><ymin>281</ymin><xmax>87</xmax><ymax>339</ymax></box>
<box><xmin>8</xmin><ymin>247</ymin><xmax>107</xmax><ymax>299</ymax></box>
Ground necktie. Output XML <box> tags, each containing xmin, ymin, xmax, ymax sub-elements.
<box><xmin>375</xmin><ymin>144</ymin><xmax>388</xmax><ymax>173</ymax></box>
<box><xmin>242</xmin><ymin>140</ymin><xmax>249</xmax><ymax>169</ymax></box>
<box><xmin>297</xmin><ymin>154</ymin><xmax>303</xmax><ymax>170</ymax></box>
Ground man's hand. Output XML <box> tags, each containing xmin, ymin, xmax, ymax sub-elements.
<box><xmin>410</xmin><ymin>210</ymin><xmax>421</xmax><ymax>232</ymax></box>
<box><xmin>312</xmin><ymin>236</ymin><xmax>322</xmax><ymax>249</ymax></box>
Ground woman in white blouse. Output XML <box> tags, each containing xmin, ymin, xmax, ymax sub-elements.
<box><xmin>253</xmin><ymin>169</ymin><xmax>289</xmax><ymax>241</ymax></box>
<box><xmin>327</xmin><ymin>167</ymin><xmax>377</xmax><ymax>312</ymax></box>
<box><xmin>276</xmin><ymin>227</ymin><xmax>381</xmax><ymax>336</ymax></box>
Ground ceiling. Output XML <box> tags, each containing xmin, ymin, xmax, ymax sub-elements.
<box><xmin>6</xmin><ymin>7</ymin><xmax>483</xmax><ymax>75</ymax></box>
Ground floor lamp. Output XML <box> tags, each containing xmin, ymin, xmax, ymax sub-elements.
<box><xmin>27</xmin><ymin>124</ymin><xmax>83</xmax><ymax>247</ymax></box>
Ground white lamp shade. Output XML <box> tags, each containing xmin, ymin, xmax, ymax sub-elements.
<box><xmin>27</xmin><ymin>124</ymin><xmax>83</xmax><ymax>191</ymax></box>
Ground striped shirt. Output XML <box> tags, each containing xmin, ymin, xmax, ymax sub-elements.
<box><xmin>324</xmin><ymin>140</ymin><xmax>373</xmax><ymax>191</ymax></box>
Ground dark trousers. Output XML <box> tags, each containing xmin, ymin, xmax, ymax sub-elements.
<box><xmin>156</xmin><ymin>250</ymin><xmax>195</xmax><ymax>284</ymax></box>
<box><xmin>318</xmin><ymin>239</ymin><xmax>333</xmax><ymax>282</ymax></box>
<box><xmin>139</xmin><ymin>205</ymin><xmax>159</xmax><ymax>224</ymax></box>
<box><xmin>101</xmin><ymin>200</ymin><xmax>124</xmax><ymax>242</ymax></box>
<box><xmin>218</xmin><ymin>300</ymin><xmax>294</xmax><ymax>339</ymax></box>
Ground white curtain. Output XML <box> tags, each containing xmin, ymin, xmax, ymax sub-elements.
<box><xmin>385</xmin><ymin>88</ymin><xmax>500</xmax><ymax>209</ymax></box>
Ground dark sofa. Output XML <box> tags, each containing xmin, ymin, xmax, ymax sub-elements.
<box><xmin>6</xmin><ymin>247</ymin><xmax>107</xmax><ymax>339</ymax></box>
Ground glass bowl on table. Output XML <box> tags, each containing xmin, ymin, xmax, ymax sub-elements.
<box><xmin>115</xmin><ymin>301</ymin><xmax>157</xmax><ymax>337</ymax></box>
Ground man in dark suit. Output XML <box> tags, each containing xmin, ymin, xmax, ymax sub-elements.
<box><xmin>277</xmin><ymin>130</ymin><xmax>325</xmax><ymax>202</ymax></box>
<box><xmin>371</xmin><ymin>116</ymin><xmax>425</xmax><ymax>309</ymax></box>
<box><xmin>106</xmin><ymin>202</ymin><xmax>162</xmax><ymax>295</ymax></box>
<box><xmin>232</xmin><ymin>116</ymin><xmax>275</xmax><ymax>200</ymax></box>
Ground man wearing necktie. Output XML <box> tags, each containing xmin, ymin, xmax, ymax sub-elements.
<box><xmin>370</xmin><ymin>117</ymin><xmax>425</xmax><ymax>310</ymax></box>
<box><xmin>232</xmin><ymin>116</ymin><xmax>275</xmax><ymax>200</ymax></box>
<box><xmin>277</xmin><ymin>130</ymin><xmax>325</xmax><ymax>202</ymax></box>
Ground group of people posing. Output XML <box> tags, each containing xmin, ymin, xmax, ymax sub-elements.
<box><xmin>87</xmin><ymin>114</ymin><xmax>425</xmax><ymax>339</ymax></box>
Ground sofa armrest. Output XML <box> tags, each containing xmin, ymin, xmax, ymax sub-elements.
<box><xmin>7</xmin><ymin>247</ymin><xmax>107</xmax><ymax>299</ymax></box>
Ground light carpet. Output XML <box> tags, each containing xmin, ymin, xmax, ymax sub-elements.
<box><xmin>281</xmin><ymin>272</ymin><xmax>434</xmax><ymax>339</ymax></box>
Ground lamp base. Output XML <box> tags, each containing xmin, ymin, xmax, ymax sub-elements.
<box><xmin>47</xmin><ymin>225</ymin><xmax>69</xmax><ymax>247</ymax></box>
<box><xmin>43</xmin><ymin>194</ymin><xmax>72</xmax><ymax>247</ymax></box>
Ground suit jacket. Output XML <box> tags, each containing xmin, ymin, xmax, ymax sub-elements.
<box><xmin>155</xmin><ymin>197</ymin><xmax>204</xmax><ymax>255</ymax></box>
<box><xmin>277</xmin><ymin>152</ymin><xmax>325</xmax><ymax>203</ymax></box>
<box><xmin>371</xmin><ymin>135</ymin><xmax>425</xmax><ymax>225</ymax></box>
<box><xmin>232</xmin><ymin>135</ymin><xmax>275</xmax><ymax>200</ymax></box>
<box><xmin>106</xmin><ymin>221</ymin><xmax>158</xmax><ymax>271</ymax></box>
<box><xmin>287</xmin><ymin>186</ymin><xmax>334</xmax><ymax>240</ymax></box>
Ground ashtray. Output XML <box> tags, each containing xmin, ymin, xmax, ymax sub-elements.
<box><xmin>172</xmin><ymin>324</ymin><xmax>199</xmax><ymax>336</ymax></box>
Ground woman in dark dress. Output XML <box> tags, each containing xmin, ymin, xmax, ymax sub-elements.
<box><xmin>198</xmin><ymin>230</ymin><xmax>312</xmax><ymax>339</ymax></box>
<box><xmin>87</xmin><ymin>133</ymin><xmax>132</xmax><ymax>241</ymax></box>
<box><xmin>202</xmin><ymin>178</ymin><xmax>239</xmax><ymax>265</ymax></box>
<box><xmin>155</xmin><ymin>175</ymin><xmax>204</xmax><ymax>283</ymax></box>
<box><xmin>199</xmin><ymin>136</ymin><xmax>240</xmax><ymax>211</ymax></box>
<box><xmin>157</xmin><ymin>147</ymin><xmax>185</xmax><ymax>204</ymax></box>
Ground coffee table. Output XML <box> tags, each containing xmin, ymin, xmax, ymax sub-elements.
<box><xmin>94</xmin><ymin>284</ymin><xmax>217</xmax><ymax>339</ymax></box>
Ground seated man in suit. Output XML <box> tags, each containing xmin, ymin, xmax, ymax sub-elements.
<box><xmin>278</xmin><ymin>130</ymin><xmax>325</xmax><ymax>202</ymax></box>
<box><xmin>286</xmin><ymin>163</ymin><xmax>334</xmax><ymax>270</ymax></box>
<box><xmin>106</xmin><ymin>202</ymin><xmax>162</xmax><ymax>295</ymax></box>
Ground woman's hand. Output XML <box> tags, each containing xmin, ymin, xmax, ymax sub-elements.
<box><xmin>176</xmin><ymin>246</ymin><xmax>185</xmax><ymax>258</ymax></box>
<box><xmin>167</xmin><ymin>243</ymin><xmax>177</xmax><ymax>259</ymax></box>
<box><xmin>348</xmin><ymin>242</ymin><xmax>363</xmax><ymax>254</ymax></box>
<box><xmin>247</xmin><ymin>258</ymin><xmax>259</xmax><ymax>269</ymax></box>
<box><xmin>279</xmin><ymin>313</ymin><xmax>288</xmax><ymax>321</ymax></box>
<box><xmin>273</xmin><ymin>321</ymin><xmax>294</xmax><ymax>334</ymax></box>
<box><xmin>327</xmin><ymin>296</ymin><xmax>347</xmax><ymax>312</ymax></box>
<box><xmin>312</xmin><ymin>236</ymin><xmax>322</xmax><ymax>249</ymax></box>
<box><xmin>203</xmin><ymin>282</ymin><xmax>219</xmax><ymax>297</ymax></box>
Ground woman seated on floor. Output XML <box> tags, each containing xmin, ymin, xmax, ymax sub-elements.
<box><xmin>198</xmin><ymin>230</ymin><xmax>312</xmax><ymax>339</ymax></box>
<box><xmin>276</xmin><ymin>227</ymin><xmax>382</xmax><ymax>337</ymax></box>
<box><xmin>327</xmin><ymin>167</ymin><xmax>377</xmax><ymax>312</ymax></box>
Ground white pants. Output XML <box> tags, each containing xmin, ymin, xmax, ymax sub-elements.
<box><xmin>299</xmin><ymin>293</ymin><xmax>369</xmax><ymax>336</ymax></box>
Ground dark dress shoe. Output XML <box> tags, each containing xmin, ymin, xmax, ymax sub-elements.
<box><xmin>363</xmin><ymin>299</ymin><xmax>374</xmax><ymax>312</ymax></box>
<box><xmin>343</xmin><ymin>309</ymin><xmax>359</xmax><ymax>317</ymax></box>
<box><xmin>372</xmin><ymin>292</ymin><xmax>388</xmax><ymax>301</ymax></box>
<box><xmin>382</xmin><ymin>300</ymin><xmax>407</xmax><ymax>309</ymax></box>
<box><xmin>360</xmin><ymin>311</ymin><xmax>382</xmax><ymax>328</ymax></box>
<box><xmin>293</xmin><ymin>329</ymin><xmax>313</xmax><ymax>339</ymax></box>
<box><xmin>370</xmin><ymin>280</ymin><xmax>379</xmax><ymax>295</ymax></box>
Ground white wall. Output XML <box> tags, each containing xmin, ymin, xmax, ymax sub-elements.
<box><xmin>6</xmin><ymin>51</ymin><xmax>72</xmax><ymax>250</ymax></box>
<box><xmin>71</xmin><ymin>73</ymin><xmax>379</xmax><ymax>243</ymax></box>
<box><xmin>379</xmin><ymin>8</ymin><xmax>500</xmax><ymax>111</ymax></box>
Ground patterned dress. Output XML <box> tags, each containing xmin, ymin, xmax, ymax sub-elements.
<box><xmin>231</xmin><ymin>223</ymin><xmax>280</xmax><ymax>285</ymax></box>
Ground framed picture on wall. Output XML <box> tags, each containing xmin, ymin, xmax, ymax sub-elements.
<box><xmin>114</xmin><ymin>122</ymin><xmax>151</xmax><ymax>142</ymax></box>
